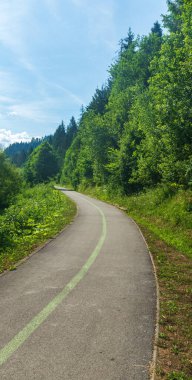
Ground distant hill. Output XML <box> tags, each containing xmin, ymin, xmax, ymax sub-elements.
<box><xmin>4</xmin><ymin>137</ymin><xmax>47</xmax><ymax>167</ymax></box>
<box><xmin>4</xmin><ymin>117</ymin><xmax>78</xmax><ymax>168</ymax></box>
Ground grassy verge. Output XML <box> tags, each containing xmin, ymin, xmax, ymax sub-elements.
<box><xmin>0</xmin><ymin>184</ymin><xmax>76</xmax><ymax>273</ymax></box>
<box><xmin>79</xmin><ymin>185</ymin><xmax>192</xmax><ymax>380</ymax></box>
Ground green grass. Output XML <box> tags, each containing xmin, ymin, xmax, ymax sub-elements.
<box><xmin>79</xmin><ymin>185</ymin><xmax>192</xmax><ymax>258</ymax></box>
<box><xmin>78</xmin><ymin>184</ymin><xmax>192</xmax><ymax>379</ymax></box>
<box><xmin>0</xmin><ymin>183</ymin><xmax>76</xmax><ymax>273</ymax></box>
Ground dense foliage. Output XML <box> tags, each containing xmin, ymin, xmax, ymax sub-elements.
<box><xmin>82</xmin><ymin>184</ymin><xmax>192</xmax><ymax>257</ymax></box>
<box><xmin>4</xmin><ymin>138</ymin><xmax>45</xmax><ymax>167</ymax></box>
<box><xmin>24</xmin><ymin>141</ymin><xmax>59</xmax><ymax>184</ymax></box>
<box><xmin>0</xmin><ymin>151</ymin><xmax>22</xmax><ymax>210</ymax></box>
<box><xmin>49</xmin><ymin>118</ymin><xmax>78</xmax><ymax>171</ymax></box>
<box><xmin>0</xmin><ymin>184</ymin><xmax>76</xmax><ymax>272</ymax></box>
<box><xmin>61</xmin><ymin>0</ymin><xmax>192</xmax><ymax>195</ymax></box>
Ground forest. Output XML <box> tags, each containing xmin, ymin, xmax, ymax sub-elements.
<box><xmin>61</xmin><ymin>0</ymin><xmax>192</xmax><ymax>194</ymax></box>
<box><xmin>3</xmin><ymin>0</ymin><xmax>191</xmax><ymax>196</ymax></box>
<box><xmin>0</xmin><ymin>1</ymin><xmax>191</xmax><ymax>377</ymax></box>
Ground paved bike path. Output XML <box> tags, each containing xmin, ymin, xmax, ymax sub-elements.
<box><xmin>0</xmin><ymin>191</ymin><xmax>156</xmax><ymax>379</ymax></box>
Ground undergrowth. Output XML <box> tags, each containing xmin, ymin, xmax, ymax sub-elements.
<box><xmin>78</xmin><ymin>184</ymin><xmax>192</xmax><ymax>379</ymax></box>
<box><xmin>0</xmin><ymin>184</ymin><xmax>76</xmax><ymax>273</ymax></box>
<box><xmin>79</xmin><ymin>185</ymin><xmax>192</xmax><ymax>258</ymax></box>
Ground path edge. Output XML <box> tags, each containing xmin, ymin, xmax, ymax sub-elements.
<box><xmin>130</xmin><ymin>217</ymin><xmax>160</xmax><ymax>380</ymax></box>
<box><xmin>76</xmin><ymin>191</ymin><xmax>160</xmax><ymax>379</ymax></box>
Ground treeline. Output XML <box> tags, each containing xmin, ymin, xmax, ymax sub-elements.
<box><xmin>4</xmin><ymin>138</ymin><xmax>43</xmax><ymax>167</ymax></box>
<box><xmin>61</xmin><ymin>0</ymin><xmax>192</xmax><ymax>194</ymax></box>
<box><xmin>24</xmin><ymin>117</ymin><xmax>78</xmax><ymax>184</ymax></box>
<box><xmin>0</xmin><ymin>117</ymin><xmax>77</xmax><ymax>211</ymax></box>
<box><xmin>5</xmin><ymin>117</ymin><xmax>78</xmax><ymax>170</ymax></box>
<box><xmin>0</xmin><ymin>122</ymin><xmax>77</xmax><ymax>267</ymax></box>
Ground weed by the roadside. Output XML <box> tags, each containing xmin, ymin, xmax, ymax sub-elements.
<box><xmin>79</xmin><ymin>185</ymin><xmax>192</xmax><ymax>380</ymax></box>
<box><xmin>80</xmin><ymin>185</ymin><xmax>192</xmax><ymax>258</ymax></box>
<box><xmin>167</xmin><ymin>371</ymin><xmax>189</xmax><ymax>380</ymax></box>
<box><xmin>0</xmin><ymin>184</ymin><xmax>76</xmax><ymax>272</ymax></box>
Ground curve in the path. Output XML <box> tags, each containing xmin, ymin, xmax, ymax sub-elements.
<box><xmin>0</xmin><ymin>191</ymin><xmax>156</xmax><ymax>380</ymax></box>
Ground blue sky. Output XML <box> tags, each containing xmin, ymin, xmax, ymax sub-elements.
<box><xmin>0</xmin><ymin>0</ymin><xmax>167</xmax><ymax>147</ymax></box>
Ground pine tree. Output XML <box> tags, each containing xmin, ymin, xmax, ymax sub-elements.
<box><xmin>52</xmin><ymin>121</ymin><xmax>67</xmax><ymax>158</ymax></box>
<box><xmin>66</xmin><ymin>117</ymin><xmax>78</xmax><ymax>148</ymax></box>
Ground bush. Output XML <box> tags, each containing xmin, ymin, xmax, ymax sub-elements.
<box><xmin>0</xmin><ymin>151</ymin><xmax>22</xmax><ymax>210</ymax></box>
<box><xmin>0</xmin><ymin>184</ymin><xmax>76</xmax><ymax>272</ymax></box>
<box><xmin>24</xmin><ymin>142</ymin><xmax>59</xmax><ymax>184</ymax></box>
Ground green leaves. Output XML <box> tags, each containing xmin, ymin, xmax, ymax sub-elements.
<box><xmin>0</xmin><ymin>151</ymin><xmax>22</xmax><ymax>211</ymax></box>
<box><xmin>0</xmin><ymin>184</ymin><xmax>76</xmax><ymax>272</ymax></box>
<box><xmin>61</xmin><ymin>1</ymin><xmax>192</xmax><ymax>195</ymax></box>
<box><xmin>24</xmin><ymin>142</ymin><xmax>59</xmax><ymax>184</ymax></box>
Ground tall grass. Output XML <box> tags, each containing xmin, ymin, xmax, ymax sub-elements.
<box><xmin>80</xmin><ymin>185</ymin><xmax>192</xmax><ymax>258</ymax></box>
<box><xmin>0</xmin><ymin>184</ymin><xmax>76</xmax><ymax>272</ymax></box>
<box><xmin>78</xmin><ymin>184</ymin><xmax>192</xmax><ymax>378</ymax></box>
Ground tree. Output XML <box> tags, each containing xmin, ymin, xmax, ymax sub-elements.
<box><xmin>162</xmin><ymin>0</ymin><xmax>183</xmax><ymax>32</ymax></box>
<box><xmin>0</xmin><ymin>151</ymin><xmax>22</xmax><ymax>210</ymax></box>
<box><xmin>87</xmin><ymin>85</ymin><xmax>110</xmax><ymax>116</ymax></box>
<box><xmin>151</xmin><ymin>21</ymin><xmax>163</xmax><ymax>37</ymax></box>
<box><xmin>66</xmin><ymin>117</ymin><xmax>78</xmax><ymax>149</ymax></box>
<box><xmin>24</xmin><ymin>142</ymin><xmax>59</xmax><ymax>184</ymax></box>
<box><xmin>149</xmin><ymin>0</ymin><xmax>192</xmax><ymax>184</ymax></box>
<box><xmin>119</xmin><ymin>28</ymin><xmax>135</xmax><ymax>54</ymax></box>
<box><xmin>52</xmin><ymin>121</ymin><xmax>67</xmax><ymax>158</ymax></box>
<box><xmin>61</xmin><ymin>1</ymin><xmax>192</xmax><ymax>192</ymax></box>
<box><xmin>60</xmin><ymin>135</ymin><xmax>81</xmax><ymax>188</ymax></box>
<box><xmin>4</xmin><ymin>138</ymin><xmax>43</xmax><ymax>167</ymax></box>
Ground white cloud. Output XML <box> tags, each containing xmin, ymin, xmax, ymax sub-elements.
<box><xmin>0</xmin><ymin>129</ymin><xmax>31</xmax><ymax>148</ymax></box>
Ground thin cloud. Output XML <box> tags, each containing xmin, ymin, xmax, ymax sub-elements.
<box><xmin>5</xmin><ymin>92</ymin><xmax>81</xmax><ymax>124</ymax></box>
<box><xmin>7</xmin><ymin>101</ymin><xmax>54</xmax><ymax>123</ymax></box>
<box><xmin>0</xmin><ymin>77</ymin><xmax>83</xmax><ymax>127</ymax></box>
<box><xmin>50</xmin><ymin>83</ymin><xmax>84</xmax><ymax>106</ymax></box>
<box><xmin>70</xmin><ymin>0</ymin><xmax>117</xmax><ymax>50</ymax></box>
<box><xmin>19</xmin><ymin>59</ymin><xmax>37</xmax><ymax>74</ymax></box>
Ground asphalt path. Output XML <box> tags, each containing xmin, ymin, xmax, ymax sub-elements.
<box><xmin>0</xmin><ymin>191</ymin><xmax>156</xmax><ymax>379</ymax></box>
